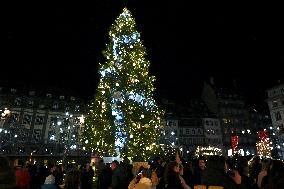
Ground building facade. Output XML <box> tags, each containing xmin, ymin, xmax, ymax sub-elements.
<box><xmin>266</xmin><ymin>83</ymin><xmax>284</xmax><ymax>158</ymax></box>
<box><xmin>160</xmin><ymin>98</ymin><xmax>223</xmax><ymax>158</ymax></box>
<box><xmin>0</xmin><ymin>87</ymin><xmax>86</xmax><ymax>161</ymax></box>
<box><xmin>201</xmin><ymin>79</ymin><xmax>271</xmax><ymax>157</ymax></box>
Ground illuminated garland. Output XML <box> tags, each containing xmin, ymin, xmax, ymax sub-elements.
<box><xmin>195</xmin><ymin>145</ymin><xmax>223</xmax><ymax>157</ymax></box>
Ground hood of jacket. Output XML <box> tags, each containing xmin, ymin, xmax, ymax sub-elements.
<box><xmin>139</xmin><ymin>177</ymin><xmax>152</xmax><ymax>186</ymax></box>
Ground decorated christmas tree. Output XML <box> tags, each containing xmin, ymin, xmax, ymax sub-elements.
<box><xmin>82</xmin><ymin>8</ymin><xmax>163</xmax><ymax>160</ymax></box>
<box><xmin>256</xmin><ymin>130</ymin><xmax>271</xmax><ymax>158</ymax></box>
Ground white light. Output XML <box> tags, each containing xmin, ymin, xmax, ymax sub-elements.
<box><xmin>4</xmin><ymin>109</ymin><xmax>11</xmax><ymax>115</ymax></box>
<box><xmin>171</xmin><ymin>131</ymin><xmax>175</xmax><ymax>135</ymax></box>
<box><xmin>58</xmin><ymin>121</ymin><xmax>62</xmax><ymax>125</ymax></box>
<box><xmin>72</xmin><ymin>135</ymin><xmax>75</xmax><ymax>138</ymax></box>
<box><xmin>270</xmin><ymin>127</ymin><xmax>273</xmax><ymax>130</ymax></box>
<box><xmin>66</xmin><ymin>112</ymin><xmax>69</xmax><ymax>116</ymax></box>
<box><xmin>141</xmin><ymin>114</ymin><xmax>144</xmax><ymax>118</ymax></box>
<box><xmin>171</xmin><ymin>142</ymin><xmax>175</xmax><ymax>146</ymax></box>
<box><xmin>79</xmin><ymin>115</ymin><xmax>85</xmax><ymax>124</ymax></box>
<box><xmin>0</xmin><ymin>128</ymin><xmax>2</xmax><ymax>132</ymax></box>
<box><xmin>14</xmin><ymin>134</ymin><xmax>18</xmax><ymax>138</ymax></box>
<box><xmin>115</xmin><ymin>83</ymin><xmax>119</xmax><ymax>86</ymax></box>
<box><xmin>146</xmin><ymin>147</ymin><xmax>149</xmax><ymax>150</ymax></box>
<box><xmin>130</xmin><ymin>134</ymin><xmax>133</xmax><ymax>138</ymax></box>
<box><xmin>50</xmin><ymin>135</ymin><xmax>55</xmax><ymax>141</ymax></box>
<box><xmin>242</xmin><ymin>130</ymin><xmax>245</xmax><ymax>134</ymax></box>
<box><xmin>85</xmin><ymin>140</ymin><xmax>88</xmax><ymax>144</ymax></box>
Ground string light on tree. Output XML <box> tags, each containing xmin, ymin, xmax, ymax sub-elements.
<box><xmin>82</xmin><ymin>7</ymin><xmax>163</xmax><ymax>160</ymax></box>
<box><xmin>256</xmin><ymin>130</ymin><xmax>272</xmax><ymax>158</ymax></box>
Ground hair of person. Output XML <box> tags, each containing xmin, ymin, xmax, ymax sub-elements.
<box><xmin>270</xmin><ymin>160</ymin><xmax>284</xmax><ymax>177</ymax></box>
<box><xmin>163</xmin><ymin>161</ymin><xmax>179</xmax><ymax>182</ymax></box>
<box><xmin>112</xmin><ymin>160</ymin><xmax>119</xmax><ymax>166</ymax></box>
<box><xmin>141</xmin><ymin>168</ymin><xmax>152</xmax><ymax>178</ymax></box>
<box><xmin>198</xmin><ymin>156</ymin><xmax>206</xmax><ymax>161</ymax></box>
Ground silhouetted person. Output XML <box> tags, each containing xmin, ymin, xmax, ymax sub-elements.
<box><xmin>81</xmin><ymin>162</ymin><xmax>94</xmax><ymax>189</ymax></box>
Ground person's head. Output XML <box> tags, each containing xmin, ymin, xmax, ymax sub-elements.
<box><xmin>85</xmin><ymin>162</ymin><xmax>90</xmax><ymax>169</ymax></box>
<box><xmin>198</xmin><ymin>157</ymin><xmax>206</xmax><ymax>170</ymax></box>
<box><xmin>111</xmin><ymin>160</ymin><xmax>119</xmax><ymax>171</ymax></box>
<box><xmin>207</xmin><ymin>155</ymin><xmax>226</xmax><ymax>174</ymax></box>
<box><xmin>163</xmin><ymin>161</ymin><xmax>180</xmax><ymax>184</ymax></box>
<box><xmin>141</xmin><ymin>168</ymin><xmax>152</xmax><ymax>179</ymax></box>
<box><xmin>167</xmin><ymin>161</ymin><xmax>180</xmax><ymax>174</ymax></box>
<box><xmin>49</xmin><ymin>164</ymin><xmax>56</xmax><ymax>173</ymax></box>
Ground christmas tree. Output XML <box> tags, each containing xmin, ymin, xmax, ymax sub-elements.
<box><xmin>83</xmin><ymin>8</ymin><xmax>163</xmax><ymax>160</ymax></box>
<box><xmin>256</xmin><ymin>130</ymin><xmax>271</xmax><ymax>158</ymax></box>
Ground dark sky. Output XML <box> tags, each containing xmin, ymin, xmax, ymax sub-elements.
<box><xmin>3</xmin><ymin>1</ymin><xmax>284</xmax><ymax>111</ymax></box>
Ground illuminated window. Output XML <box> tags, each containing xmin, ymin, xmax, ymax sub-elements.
<box><xmin>23</xmin><ymin>114</ymin><xmax>32</xmax><ymax>124</ymax></box>
<box><xmin>273</xmin><ymin>101</ymin><xmax>278</xmax><ymax>108</ymax></box>
<box><xmin>35</xmin><ymin>116</ymin><xmax>44</xmax><ymax>125</ymax></box>
<box><xmin>223</xmin><ymin>118</ymin><xmax>228</xmax><ymax>124</ymax></box>
<box><xmin>14</xmin><ymin>98</ymin><xmax>21</xmax><ymax>106</ymax></box>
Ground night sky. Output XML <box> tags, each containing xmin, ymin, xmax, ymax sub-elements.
<box><xmin>3</xmin><ymin>1</ymin><xmax>284</xmax><ymax>112</ymax></box>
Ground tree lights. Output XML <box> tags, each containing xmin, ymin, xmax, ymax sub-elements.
<box><xmin>82</xmin><ymin>8</ymin><xmax>163</xmax><ymax>160</ymax></box>
<box><xmin>256</xmin><ymin>130</ymin><xmax>272</xmax><ymax>158</ymax></box>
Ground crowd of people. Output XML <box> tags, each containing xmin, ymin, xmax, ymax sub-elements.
<box><xmin>1</xmin><ymin>154</ymin><xmax>284</xmax><ymax>189</ymax></box>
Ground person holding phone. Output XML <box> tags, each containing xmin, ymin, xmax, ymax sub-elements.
<box><xmin>128</xmin><ymin>168</ymin><xmax>153</xmax><ymax>189</ymax></box>
<box><xmin>201</xmin><ymin>156</ymin><xmax>249</xmax><ymax>189</ymax></box>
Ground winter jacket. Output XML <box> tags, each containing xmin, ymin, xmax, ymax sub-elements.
<box><xmin>128</xmin><ymin>177</ymin><xmax>153</xmax><ymax>189</ymax></box>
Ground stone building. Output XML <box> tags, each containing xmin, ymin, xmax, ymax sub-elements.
<box><xmin>266</xmin><ymin>83</ymin><xmax>284</xmax><ymax>158</ymax></box>
<box><xmin>0</xmin><ymin>86</ymin><xmax>86</xmax><ymax>162</ymax></box>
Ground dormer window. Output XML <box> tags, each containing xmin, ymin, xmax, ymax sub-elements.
<box><xmin>28</xmin><ymin>100</ymin><xmax>34</xmax><ymax>107</ymax></box>
<box><xmin>52</xmin><ymin>102</ymin><xmax>58</xmax><ymax>109</ymax></box>
<box><xmin>14</xmin><ymin>98</ymin><xmax>21</xmax><ymax>106</ymax></box>
<box><xmin>75</xmin><ymin>105</ymin><xmax>80</xmax><ymax>112</ymax></box>
<box><xmin>29</xmin><ymin>91</ymin><xmax>35</xmax><ymax>96</ymax></box>
<box><xmin>273</xmin><ymin>101</ymin><xmax>278</xmax><ymax>108</ymax></box>
<box><xmin>11</xmin><ymin>88</ymin><xmax>17</xmax><ymax>93</ymax></box>
<box><xmin>46</xmin><ymin>94</ymin><xmax>52</xmax><ymax>98</ymax></box>
<box><xmin>39</xmin><ymin>104</ymin><xmax>45</xmax><ymax>109</ymax></box>
<box><xmin>59</xmin><ymin>95</ymin><xmax>65</xmax><ymax>100</ymax></box>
